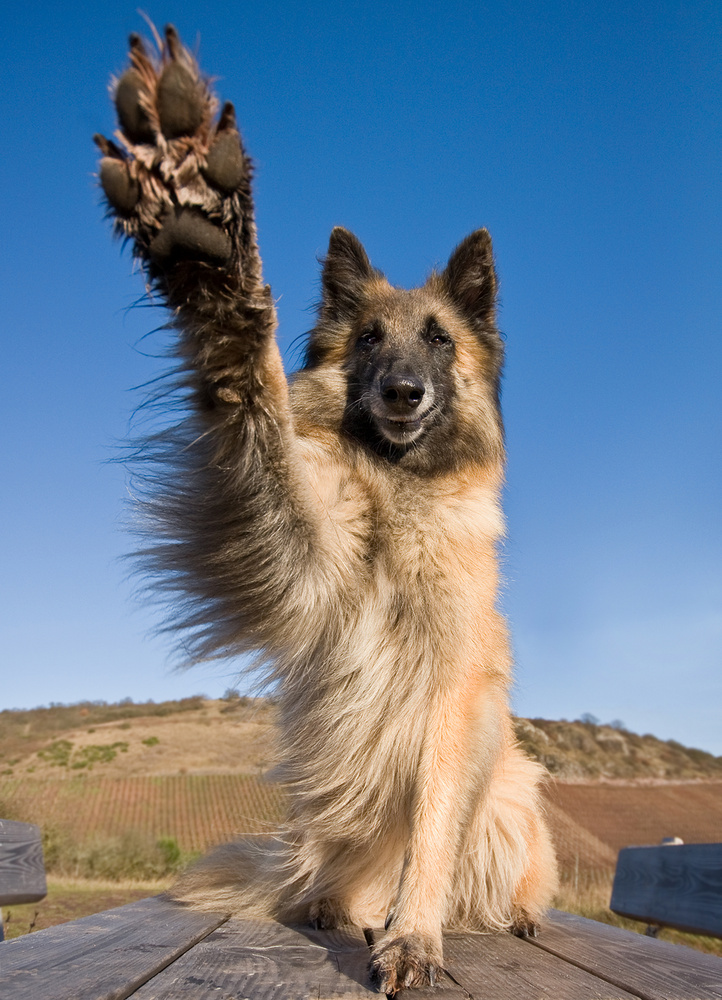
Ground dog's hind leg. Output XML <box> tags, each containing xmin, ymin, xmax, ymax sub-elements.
<box><xmin>448</xmin><ymin>739</ymin><xmax>559</xmax><ymax>936</ymax></box>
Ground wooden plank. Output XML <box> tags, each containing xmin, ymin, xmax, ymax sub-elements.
<box><xmin>0</xmin><ymin>819</ymin><xmax>46</xmax><ymax>906</ymax></box>
<box><xmin>526</xmin><ymin>908</ymin><xmax>722</xmax><ymax>1000</ymax></box>
<box><xmin>131</xmin><ymin>919</ymin><xmax>374</xmax><ymax>999</ymax></box>
<box><xmin>611</xmin><ymin>843</ymin><xmax>722</xmax><ymax>937</ymax></box>
<box><xmin>0</xmin><ymin>896</ymin><xmax>227</xmax><ymax>1000</ymax></box>
<box><xmin>431</xmin><ymin>930</ymin><xmax>641</xmax><ymax>999</ymax></box>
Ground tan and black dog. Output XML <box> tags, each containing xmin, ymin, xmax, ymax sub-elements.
<box><xmin>95</xmin><ymin>25</ymin><xmax>557</xmax><ymax>994</ymax></box>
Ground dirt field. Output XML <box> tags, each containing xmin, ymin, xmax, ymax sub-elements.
<box><xmin>547</xmin><ymin>780</ymin><xmax>722</xmax><ymax>855</ymax></box>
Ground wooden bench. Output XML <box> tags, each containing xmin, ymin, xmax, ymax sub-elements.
<box><xmin>1</xmin><ymin>897</ymin><xmax>721</xmax><ymax>999</ymax></box>
<box><xmin>611</xmin><ymin>840</ymin><xmax>722</xmax><ymax>939</ymax></box>
<box><xmin>0</xmin><ymin>819</ymin><xmax>47</xmax><ymax>942</ymax></box>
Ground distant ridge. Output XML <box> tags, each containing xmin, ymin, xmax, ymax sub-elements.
<box><xmin>514</xmin><ymin>717</ymin><xmax>722</xmax><ymax>782</ymax></box>
<box><xmin>0</xmin><ymin>696</ymin><xmax>720</xmax><ymax>783</ymax></box>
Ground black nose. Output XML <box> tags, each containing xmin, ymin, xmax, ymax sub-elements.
<box><xmin>380</xmin><ymin>374</ymin><xmax>425</xmax><ymax>411</ymax></box>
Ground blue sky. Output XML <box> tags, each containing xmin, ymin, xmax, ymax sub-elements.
<box><xmin>2</xmin><ymin>2</ymin><xmax>720</xmax><ymax>753</ymax></box>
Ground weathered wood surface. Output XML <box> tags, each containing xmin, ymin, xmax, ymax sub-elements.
<box><xmin>611</xmin><ymin>842</ymin><xmax>722</xmax><ymax>938</ymax></box>
<box><xmin>132</xmin><ymin>919</ymin><xmax>647</xmax><ymax>1000</ymax></box>
<box><xmin>0</xmin><ymin>819</ymin><xmax>46</xmax><ymax>906</ymax></box>
<box><xmin>0</xmin><ymin>896</ymin><xmax>227</xmax><ymax>1000</ymax></box>
<box><xmin>433</xmin><ymin>930</ymin><xmax>640</xmax><ymax>999</ymax></box>
<box><xmin>528</xmin><ymin>909</ymin><xmax>722</xmax><ymax>1000</ymax></box>
<box><xmin>132</xmin><ymin>919</ymin><xmax>373</xmax><ymax>1000</ymax></box>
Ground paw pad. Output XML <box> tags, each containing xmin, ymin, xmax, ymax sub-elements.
<box><xmin>149</xmin><ymin>207</ymin><xmax>232</xmax><ymax>265</ymax></box>
<box><xmin>157</xmin><ymin>62</ymin><xmax>205</xmax><ymax>138</ymax></box>
<box><xmin>115</xmin><ymin>69</ymin><xmax>155</xmax><ymax>144</ymax></box>
<box><xmin>99</xmin><ymin>158</ymin><xmax>140</xmax><ymax>214</ymax></box>
<box><xmin>203</xmin><ymin>130</ymin><xmax>246</xmax><ymax>193</ymax></box>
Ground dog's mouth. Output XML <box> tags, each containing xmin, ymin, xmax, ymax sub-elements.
<box><xmin>371</xmin><ymin>404</ymin><xmax>433</xmax><ymax>445</ymax></box>
<box><xmin>374</xmin><ymin>413</ymin><xmax>428</xmax><ymax>445</ymax></box>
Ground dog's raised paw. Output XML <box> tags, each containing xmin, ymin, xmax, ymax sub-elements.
<box><xmin>95</xmin><ymin>25</ymin><xmax>248</xmax><ymax>270</ymax></box>
<box><xmin>369</xmin><ymin>934</ymin><xmax>441</xmax><ymax>994</ymax></box>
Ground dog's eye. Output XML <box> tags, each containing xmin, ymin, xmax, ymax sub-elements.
<box><xmin>427</xmin><ymin>324</ymin><xmax>451</xmax><ymax>346</ymax></box>
<box><xmin>358</xmin><ymin>327</ymin><xmax>382</xmax><ymax>347</ymax></box>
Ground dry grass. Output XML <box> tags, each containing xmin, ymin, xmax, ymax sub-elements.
<box><xmin>1</xmin><ymin>877</ymin><xmax>168</xmax><ymax>940</ymax></box>
<box><xmin>0</xmin><ymin>698</ymin><xmax>276</xmax><ymax>779</ymax></box>
<box><xmin>554</xmin><ymin>873</ymin><xmax>722</xmax><ymax>957</ymax></box>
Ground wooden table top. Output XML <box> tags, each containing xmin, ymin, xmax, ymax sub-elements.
<box><xmin>1</xmin><ymin>897</ymin><xmax>721</xmax><ymax>999</ymax></box>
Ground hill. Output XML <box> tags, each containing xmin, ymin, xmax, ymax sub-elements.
<box><xmin>513</xmin><ymin>716</ymin><xmax>722</xmax><ymax>781</ymax></box>
<box><xmin>0</xmin><ymin>696</ymin><xmax>275</xmax><ymax>778</ymax></box>
<box><xmin>1</xmin><ymin>695</ymin><xmax>720</xmax><ymax>782</ymax></box>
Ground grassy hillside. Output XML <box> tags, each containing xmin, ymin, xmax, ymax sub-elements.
<box><xmin>0</xmin><ymin>696</ymin><xmax>276</xmax><ymax>776</ymax></box>
<box><xmin>514</xmin><ymin>717</ymin><xmax>722</xmax><ymax>781</ymax></box>
<box><xmin>2</xmin><ymin>695</ymin><xmax>720</xmax><ymax>781</ymax></box>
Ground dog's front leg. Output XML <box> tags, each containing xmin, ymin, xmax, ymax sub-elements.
<box><xmin>95</xmin><ymin>27</ymin><xmax>330</xmax><ymax>656</ymax></box>
<box><xmin>370</xmin><ymin>678</ymin><xmax>499</xmax><ymax>994</ymax></box>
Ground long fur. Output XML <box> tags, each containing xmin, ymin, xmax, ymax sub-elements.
<box><xmin>96</xmin><ymin>25</ymin><xmax>558</xmax><ymax>992</ymax></box>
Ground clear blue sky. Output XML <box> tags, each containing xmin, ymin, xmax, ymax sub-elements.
<box><xmin>2</xmin><ymin>2</ymin><xmax>720</xmax><ymax>753</ymax></box>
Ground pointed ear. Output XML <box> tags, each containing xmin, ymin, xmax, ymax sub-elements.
<box><xmin>442</xmin><ymin>229</ymin><xmax>497</xmax><ymax>328</ymax></box>
<box><xmin>321</xmin><ymin>227</ymin><xmax>378</xmax><ymax>322</ymax></box>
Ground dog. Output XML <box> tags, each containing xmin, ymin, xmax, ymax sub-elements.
<box><xmin>95</xmin><ymin>25</ymin><xmax>557</xmax><ymax>993</ymax></box>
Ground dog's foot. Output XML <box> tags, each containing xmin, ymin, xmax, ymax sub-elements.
<box><xmin>510</xmin><ymin>907</ymin><xmax>540</xmax><ymax>939</ymax></box>
<box><xmin>369</xmin><ymin>934</ymin><xmax>442</xmax><ymax>994</ymax></box>
<box><xmin>95</xmin><ymin>25</ymin><xmax>249</xmax><ymax>271</ymax></box>
<box><xmin>308</xmin><ymin>897</ymin><xmax>352</xmax><ymax>930</ymax></box>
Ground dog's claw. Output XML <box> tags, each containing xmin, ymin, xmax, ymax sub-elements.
<box><xmin>370</xmin><ymin>935</ymin><xmax>441</xmax><ymax>995</ymax></box>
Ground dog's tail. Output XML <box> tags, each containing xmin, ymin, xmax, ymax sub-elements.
<box><xmin>168</xmin><ymin>835</ymin><xmax>293</xmax><ymax>918</ymax></box>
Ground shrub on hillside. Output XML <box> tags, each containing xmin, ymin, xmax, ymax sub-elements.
<box><xmin>41</xmin><ymin>825</ymin><xmax>198</xmax><ymax>881</ymax></box>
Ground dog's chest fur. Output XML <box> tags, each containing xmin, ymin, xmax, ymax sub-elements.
<box><xmin>295</xmin><ymin>432</ymin><xmax>505</xmax><ymax>672</ymax></box>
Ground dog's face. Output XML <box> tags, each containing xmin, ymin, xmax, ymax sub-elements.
<box><xmin>343</xmin><ymin>289</ymin><xmax>458</xmax><ymax>449</ymax></box>
<box><xmin>303</xmin><ymin>227</ymin><xmax>505</xmax><ymax>472</ymax></box>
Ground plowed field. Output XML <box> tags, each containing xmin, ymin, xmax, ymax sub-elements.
<box><xmin>2</xmin><ymin>772</ymin><xmax>719</xmax><ymax>874</ymax></box>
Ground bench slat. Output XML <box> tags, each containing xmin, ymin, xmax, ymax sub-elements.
<box><xmin>610</xmin><ymin>843</ymin><xmax>722</xmax><ymax>938</ymax></box>
<box><xmin>1</xmin><ymin>903</ymin><xmax>719</xmax><ymax>999</ymax></box>
<box><xmin>0</xmin><ymin>895</ymin><xmax>227</xmax><ymax>1000</ymax></box>
<box><xmin>437</xmin><ymin>929</ymin><xmax>640</xmax><ymax>999</ymax></box>
<box><xmin>0</xmin><ymin>819</ymin><xmax>47</xmax><ymax>906</ymax></box>
<box><xmin>131</xmin><ymin>919</ymin><xmax>374</xmax><ymax>999</ymax></box>
<box><xmin>527</xmin><ymin>908</ymin><xmax>722</xmax><ymax>1000</ymax></box>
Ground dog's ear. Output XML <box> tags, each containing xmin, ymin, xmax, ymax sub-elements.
<box><xmin>442</xmin><ymin>229</ymin><xmax>497</xmax><ymax>328</ymax></box>
<box><xmin>320</xmin><ymin>227</ymin><xmax>377</xmax><ymax>322</ymax></box>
